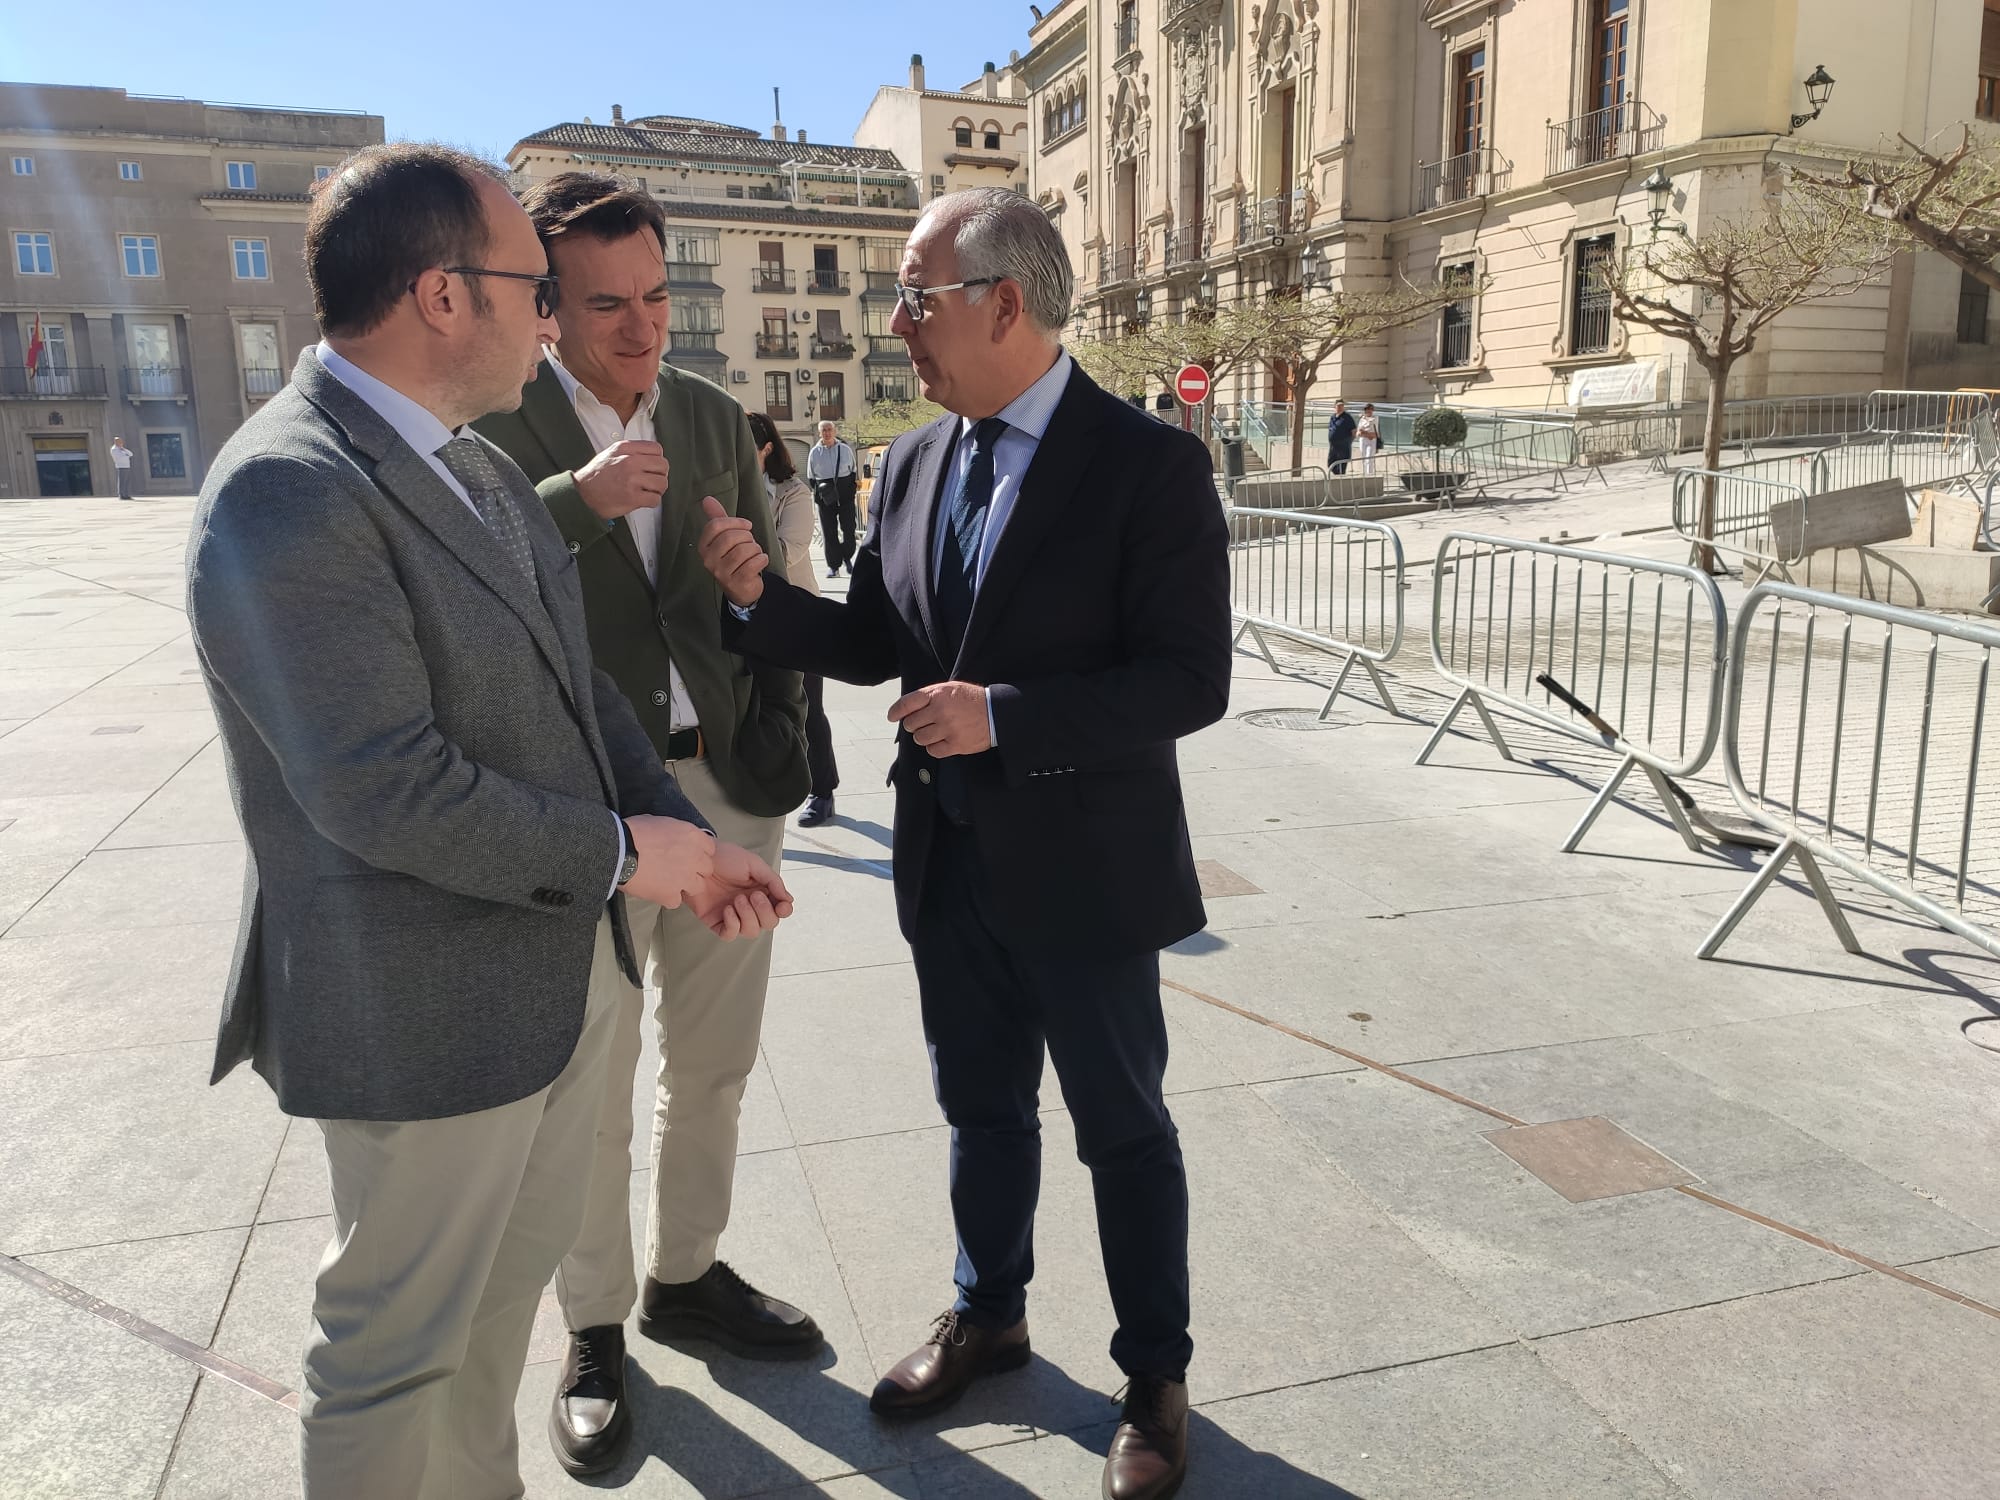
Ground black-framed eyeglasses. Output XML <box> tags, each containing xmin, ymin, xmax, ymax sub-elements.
<box><xmin>894</xmin><ymin>277</ymin><xmax>999</xmax><ymax>324</ymax></box>
<box><xmin>440</xmin><ymin>265</ymin><xmax>561</xmax><ymax>318</ymax></box>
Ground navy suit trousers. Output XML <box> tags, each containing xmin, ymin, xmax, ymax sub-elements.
<box><xmin>908</xmin><ymin>820</ymin><xmax>1193</xmax><ymax>1380</ymax></box>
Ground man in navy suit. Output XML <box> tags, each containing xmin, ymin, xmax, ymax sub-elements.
<box><xmin>699</xmin><ymin>187</ymin><xmax>1228</xmax><ymax>1500</ymax></box>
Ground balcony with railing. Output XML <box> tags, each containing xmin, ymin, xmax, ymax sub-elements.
<box><xmin>811</xmin><ymin>335</ymin><xmax>856</xmax><ymax>360</ymax></box>
<box><xmin>1165</xmin><ymin>222</ymin><xmax>1211</xmax><ymax>267</ymax></box>
<box><xmin>1236</xmin><ymin>193</ymin><xmax>1304</xmax><ymax>246</ymax></box>
<box><xmin>752</xmin><ymin>266</ymin><xmax>796</xmax><ymax>294</ymax></box>
<box><xmin>1415</xmin><ymin>148</ymin><xmax>1510</xmax><ymax>211</ymax></box>
<box><xmin>666</xmin><ymin>257</ymin><xmax>722</xmax><ymax>288</ymax></box>
<box><xmin>755</xmin><ymin>333</ymin><xmax>799</xmax><ymax>360</ymax></box>
<box><xmin>1546</xmin><ymin>101</ymin><xmax>1666</xmax><ymax>177</ymax></box>
<box><xmin>861</xmin><ymin>269</ymin><xmax>901</xmax><ymax>298</ymax></box>
<box><xmin>122</xmin><ymin>367</ymin><xmax>189</xmax><ymax>400</ymax></box>
<box><xmin>667</xmin><ymin>332</ymin><xmax>723</xmax><ymax>355</ymax></box>
<box><xmin>1099</xmin><ymin>245</ymin><xmax>1138</xmax><ymax>287</ymax></box>
<box><xmin>807</xmin><ymin>269</ymin><xmax>851</xmax><ymax>295</ymax></box>
<box><xmin>1115</xmin><ymin>12</ymin><xmax>1140</xmax><ymax>57</ymax></box>
<box><xmin>864</xmin><ymin>334</ymin><xmax>911</xmax><ymax>362</ymax></box>
<box><xmin>1</xmin><ymin>366</ymin><xmax>108</xmax><ymax>399</ymax></box>
<box><xmin>244</xmin><ymin>367</ymin><xmax>286</xmax><ymax>398</ymax></box>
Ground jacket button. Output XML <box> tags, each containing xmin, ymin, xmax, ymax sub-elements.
<box><xmin>554</xmin><ymin>891</ymin><xmax>574</xmax><ymax>907</ymax></box>
<box><xmin>917</xmin><ymin>767</ymin><xmax>932</xmax><ymax>785</ymax></box>
<box><xmin>651</xmin><ymin>689</ymin><xmax>670</xmax><ymax>706</ymax></box>
<box><xmin>567</xmin><ymin>540</ymin><xmax>580</xmax><ymax>554</ymax></box>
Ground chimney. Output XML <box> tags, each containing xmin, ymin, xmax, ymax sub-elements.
<box><xmin>796</xmin><ymin>128</ymin><xmax>807</xmax><ymax>143</ymax></box>
<box><xmin>772</xmin><ymin>85</ymin><xmax>785</xmax><ymax>141</ymax></box>
<box><xmin>983</xmin><ymin>61</ymin><xmax>998</xmax><ymax>99</ymax></box>
<box><xmin>909</xmin><ymin>53</ymin><xmax>925</xmax><ymax>91</ymax></box>
<box><xmin>611</xmin><ymin>103</ymin><xmax>624</xmax><ymax>125</ymax></box>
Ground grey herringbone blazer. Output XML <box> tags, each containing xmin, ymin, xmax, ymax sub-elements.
<box><xmin>186</xmin><ymin>349</ymin><xmax>707</xmax><ymax>1122</ymax></box>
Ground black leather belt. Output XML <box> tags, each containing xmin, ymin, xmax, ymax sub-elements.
<box><xmin>665</xmin><ymin>728</ymin><xmax>704</xmax><ymax>761</ymax></box>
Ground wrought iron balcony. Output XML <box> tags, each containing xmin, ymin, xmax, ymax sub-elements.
<box><xmin>244</xmin><ymin>366</ymin><xmax>286</xmax><ymax>398</ymax></box>
<box><xmin>864</xmin><ymin>334</ymin><xmax>911</xmax><ymax>360</ymax></box>
<box><xmin>0</xmin><ymin>366</ymin><xmax>107</xmax><ymax>398</ymax></box>
<box><xmin>1415</xmin><ymin>148</ymin><xmax>1510</xmax><ymax>211</ymax></box>
<box><xmin>860</xmin><ymin>270</ymin><xmax>901</xmax><ymax>297</ymax></box>
<box><xmin>1165</xmin><ymin>222</ymin><xmax>1211</xmax><ymax>267</ymax></box>
<box><xmin>751</xmin><ymin>266</ymin><xmax>795</xmax><ymax>293</ymax></box>
<box><xmin>667</xmin><ymin>332</ymin><xmax>722</xmax><ymax>353</ymax></box>
<box><xmin>754</xmin><ymin>333</ymin><xmax>799</xmax><ymax>359</ymax></box>
<box><xmin>1546</xmin><ymin>101</ymin><xmax>1666</xmax><ymax>177</ymax></box>
<box><xmin>807</xmin><ymin>269</ymin><xmax>851</xmax><ymax>295</ymax></box>
<box><xmin>1099</xmin><ymin>245</ymin><xmax>1138</xmax><ymax>287</ymax></box>
<box><xmin>1236</xmin><ymin>193</ymin><xmax>1303</xmax><ymax>245</ymax></box>
<box><xmin>811</xmin><ymin>335</ymin><xmax>856</xmax><ymax>360</ymax></box>
<box><xmin>122</xmin><ymin>367</ymin><xmax>189</xmax><ymax>399</ymax></box>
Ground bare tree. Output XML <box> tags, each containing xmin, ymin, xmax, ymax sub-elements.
<box><xmin>849</xmin><ymin>395</ymin><xmax>948</xmax><ymax>450</ymax></box>
<box><xmin>1071</xmin><ymin>303</ymin><xmax>1264</xmax><ymax>419</ymax></box>
<box><xmin>1797</xmin><ymin>126</ymin><xmax>2000</xmax><ymax>294</ymax></box>
<box><xmin>1608</xmin><ymin>193</ymin><xmax>1892</xmax><ymax>570</ymax></box>
<box><xmin>1241</xmin><ymin>279</ymin><xmax>1474</xmax><ymax>474</ymax></box>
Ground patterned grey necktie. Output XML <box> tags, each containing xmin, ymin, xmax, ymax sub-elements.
<box><xmin>434</xmin><ymin>437</ymin><xmax>538</xmax><ymax>585</ymax></box>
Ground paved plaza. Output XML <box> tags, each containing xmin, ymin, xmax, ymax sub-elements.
<box><xmin>3</xmin><ymin>490</ymin><xmax>1999</xmax><ymax>1499</ymax></box>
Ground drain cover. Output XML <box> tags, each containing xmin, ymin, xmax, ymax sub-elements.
<box><xmin>1236</xmin><ymin>707</ymin><xmax>1354</xmax><ymax>732</ymax></box>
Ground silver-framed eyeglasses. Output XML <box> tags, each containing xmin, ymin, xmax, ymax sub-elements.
<box><xmin>894</xmin><ymin>278</ymin><xmax>999</xmax><ymax>324</ymax></box>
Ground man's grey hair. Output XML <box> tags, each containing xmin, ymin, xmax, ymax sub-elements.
<box><xmin>923</xmin><ymin>188</ymin><xmax>1073</xmax><ymax>335</ymax></box>
<box><xmin>818</xmin><ymin>420</ymin><xmax>837</xmax><ymax>433</ymax></box>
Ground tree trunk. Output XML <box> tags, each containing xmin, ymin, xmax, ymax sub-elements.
<box><xmin>1696</xmin><ymin>358</ymin><xmax>1730</xmax><ymax>575</ymax></box>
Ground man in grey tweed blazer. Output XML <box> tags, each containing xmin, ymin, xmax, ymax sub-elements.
<box><xmin>185</xmin><ymin>144</ymin><xmax>793</xmax><ymax>1499</ymax></box>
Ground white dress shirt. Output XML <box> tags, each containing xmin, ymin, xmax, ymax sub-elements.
<box><xmin>315</xmin><ymin>342</ymin><xmax>630</xmax><ymax>899</ymax></box>
<box><xmin>544</xmin><ymin>352</ymin><xmax>698</xmax><ymax>733</ymax></box>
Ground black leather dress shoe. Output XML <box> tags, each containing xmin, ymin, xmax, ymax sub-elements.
<box><xmin>798</xmin><ymin>795</ymin><xmax>835</xmax><ymax>828</ymax></box>
<box><xmin>639</xmin><ymin>1261</ymin><xmax>824</xmax><ymax>1360</ymax></box>
<box><xmin>547</xmin><ymin>1324</ymin><xmax>630</xmax><ymax>1477</ymax></box>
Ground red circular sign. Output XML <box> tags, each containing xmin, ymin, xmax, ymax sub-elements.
<box><xmin>1174</xmin><ymin>363</ymin><xmax>1211</xmax><ymax>406</ymax></box>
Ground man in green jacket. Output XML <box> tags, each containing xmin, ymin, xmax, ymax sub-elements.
<box><xmin>475</xmin><ymin>172</ymin><xmax>814</xmax><ymax>1478</ymax></box>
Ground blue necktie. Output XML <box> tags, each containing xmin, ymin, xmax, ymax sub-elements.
<box><xmin>934</xmin><ymin>416</ymin><xmax>1006</xmax><ymax>659</ymax></box>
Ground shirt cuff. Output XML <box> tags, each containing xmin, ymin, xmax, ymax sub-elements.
<box><xmin>606</xmin><ymin>811</ymin><xmax>627</xmax><ymax>903</ymax></box>
<box><xmin>728</xmin><ymin>600</ymin><xmax>755</xmax><ymax>621</ymax></box>
<box><xmin>985</xmin><ymin>687</ymin><xmax>998</xmax><ymax>747</ymax></box>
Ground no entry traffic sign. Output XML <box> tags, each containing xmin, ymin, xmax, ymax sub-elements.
<box><xmin>1174</xmin><ymin>364</ymin><xmax>1211</xmax><ymax>406</ymax></box>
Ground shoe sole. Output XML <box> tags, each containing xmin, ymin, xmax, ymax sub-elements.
<box><xmin>547</xmin><ymin>1399</ymin><xmax>631</xmax><ymax>1478</ymax></box>
<box><xmin>637</xmin><ymin>1309</ymin><xmax>827</xmax><ymax>1362</ymax></box>
<box><xmin>1101</xmin><ymin>1470</ymin><xmax>1184</xmax><ymax>1500</ymax></box>
<box><xmin>869</xmin><ymin>1338</ymin><xmax>1032</xmax><ymax>1420</ymax></box>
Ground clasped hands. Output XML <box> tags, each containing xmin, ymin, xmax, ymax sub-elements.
<box><xmin>696</xmin><ymin>499</ymin><xmax>992</xmax><ymax>758</ymax></box>
<box><xmin>621</xmin><ymin>815</ymin><xmax>793</xmax><ymax>940</ymax></box>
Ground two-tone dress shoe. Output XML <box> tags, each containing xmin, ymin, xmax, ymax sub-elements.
<box><xmin>1102</xmin><ymin>1375</ymin><xmax>1190</xmax><ymax>1500</ymax></box>
<box><xmin>548</xmin><ymin>1323</ymin><xmax>631</xmax><ymax>1476</ymax></box>
<box><xmin>869</xmin><ymin>1309</ymin><xmax>1032</xmax><ymax>1418</ymax></box>
<box><xmin>638</xmin><ymin>1261</ymin><xmax>824</xmax><ymax>1360</ymax></box>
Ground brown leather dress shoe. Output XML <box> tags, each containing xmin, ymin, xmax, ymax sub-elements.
<box><xmin>868</xmin><ymin>1309</ymin><xmax>1031</xmax><ymax>1418</ymax></box>
<box><xmin>1102</xmin><ymin>1375</ymin><xmax>1190</xmax><ymax>1500</ymax></box>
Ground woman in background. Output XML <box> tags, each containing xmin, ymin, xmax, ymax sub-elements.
<box><xmin>1355</xmin><ymin>403</ymin><xmax>1382</xmax><ymax>475</ymax></box>
<box><xmin>747</xmin><ymin>410</ymin><xmax>840</xmax><ymax>827</ymax></box>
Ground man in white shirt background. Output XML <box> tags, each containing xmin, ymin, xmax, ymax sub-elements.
<box><xmin>109</xmin><ymin>435</ymin><xmax>134</xmax><ymax>498</ymax></box>
<box><xmin>473</xmin><ymin>171</ymin><xmax>818</xmax><ymax>1479</ymax></box>
<box><xmin>805</xmin><ymin>419</ymin><xmax>858</xmax><ymax>577</ymax></box>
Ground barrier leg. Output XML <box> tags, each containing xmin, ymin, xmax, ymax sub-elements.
<box><xmin>1790</xmin><ymin>845</ymin><xmax>1865</xmax><ymax>955</ymax></box>
<box><xmin>1319</xmin><ymin>653</ymin><xmax>1399</xmax><ymax>719</ymax></box>
<box><xmin>1359</xmin><ymin>657</ymin><xmax>1400</xmax><ymax>717</ymax></box>
<box><xmin>1417</xmin><ymin>688</ymin><xmax>1515</xmax><ymax>766</ymax></box>
<box><xmin>1697</xmin><ymin>837</ymin><xmax>1802</xmax><ymax>959</ymax></box>
<box><xmin>1236</xmin><ymin>621</ymin><xmax>1281</xmax><ymax>672</ymax></box>
<box><xmin>1560</xmin><ymin>753</ymin><xmax>1640</xmax><ymax>854</ymax></box>
<box><xmin>1638</xmin><ymin>763</ymin><xmax>1705</xmax><ymax>854</ymax></box>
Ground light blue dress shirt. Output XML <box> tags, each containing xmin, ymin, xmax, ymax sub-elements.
<box><xmin>930</xmin><ymin>350</ymin><xmax>1074</xmax><ymax>590</ymax></box>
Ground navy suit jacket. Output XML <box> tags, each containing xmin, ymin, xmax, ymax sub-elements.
<box><xmin>724</xmin><ymin>361</ymin><xmax>1230</xmax><ymax>959</ymax></box>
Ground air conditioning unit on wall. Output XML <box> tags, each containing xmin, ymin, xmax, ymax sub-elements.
<box><xmin>791</xmin><ymin>309</ymin><xmax>813</xmax><ymax>324</ymax></box>
<box><xmin>797</xmin><ymin>369</ymin><xmax>815</xmax><ymax>383</ymax></box>
<box><xmin>729</xmin><ymin>370</ymin><xmax>748</xmax><ymax>384</ymax></box>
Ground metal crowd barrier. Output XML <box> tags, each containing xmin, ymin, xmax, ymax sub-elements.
<box><xmin>1225</xmin><ymin>506</ymin><xmax>1406</xmax><ymax>715</ymax></box>
<box><xmin>1420</xmin><ymin>533</ymin><xmax>1730</xmax><ymax>852</ymax></box>
<box><xmin>1985</xmin><ymin>472</ymin><xmax>2000</xmax><ymax>613</ymax></box>
<box><xmin>1699</xmin><ymin>583</ymin><xmax>2000</xmax><ymax>961</ymax></box>
<box><xmin>1671</xmin><ymin>468</ymin><xmax>1812</xmax><ymax>582</ymax></box>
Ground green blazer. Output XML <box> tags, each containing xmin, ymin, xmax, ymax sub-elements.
<box><xmin>475</xmin><ymin>360</ymin><xmax>809</xmax><ymax>819</ymax></box>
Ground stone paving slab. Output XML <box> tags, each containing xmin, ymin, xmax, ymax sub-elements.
<box><xmin>5</xmin><ymin>495</ymin><xmax>2000</xmax><ymax>1498</ymax></box>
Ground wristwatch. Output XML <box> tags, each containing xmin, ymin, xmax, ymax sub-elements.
<box><xmin>616</xmin><ymin>819</ymin><xmax>641</xmax><ymax>888</ymax></box>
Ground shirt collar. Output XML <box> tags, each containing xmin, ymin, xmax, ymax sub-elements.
<box><xmin>317</xmin><ymin>341</ymin><xmax>461</xmax><ymax>454</ymax></box>
<box><xmin>961</xmin><ymin>350</ymin><xmax>1072</xmax><ymax>446</ymax></box>
<box><xmin>544</xmin><ymin>347</ymin><xmax>660</xmax><ymax>426</ymax></box>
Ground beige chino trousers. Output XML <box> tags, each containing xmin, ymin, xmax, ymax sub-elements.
<box><xmin>301</xmin><ymin>914</ymin><xmax>625</xmax><ymax>1500</ymax></box>
<box><xmin>555</xmin><ymin>755</ymin><xmax>787</xmax><ymax>1331</ymax></box>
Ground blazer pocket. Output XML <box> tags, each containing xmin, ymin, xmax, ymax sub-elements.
<box><xmin>690</xmin><ymin>468</ymin><xmax>738</xmax><ymax>508</ymax></box>
<box><xmin>310</xmin><ymin>872</ymin><xmax>500</xmax><ymax>930</ymax></box>
<box><xmin>1073</xmin><ymin>768</ymin><xmax>1176</xmax><ymax>813</ymax></box>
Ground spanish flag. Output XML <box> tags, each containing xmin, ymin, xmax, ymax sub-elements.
<box><xmin>24</xmin><ymin>313</ymin><xmax>44</xmax><ymax>379</ymax></box>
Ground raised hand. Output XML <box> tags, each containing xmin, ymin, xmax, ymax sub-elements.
<box><xmin>574</xmin><ymin>439</ymin><xmax>669</xmax><ymax>521</ymax></box>
<box><xmin>698</xmin><ymin>496</ymin><xmax>769</xmax><ymax>607</ymax></box>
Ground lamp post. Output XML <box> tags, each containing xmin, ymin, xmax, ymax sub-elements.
<box><xmin>1640</xmin><ymin>164</ymin><xmax>1685</xmax><ymax>238</ymax></box>
<box><xmin>1789</xmin><ymin>64</ymin><xmax>1835</xmax><ymax>132</ymax></box>
<box><xmin>1300</xmin><ymin>240</ymin><xmax>1325</xmax><ymax>291</ymax></box>
<box><xmin>1196</xmin><ymin>266</ymin><xmax>1218</xmax><ymax>308</ymax></box>
<box><xmin>1134</xmin><ymin>284</ymin><xmax>1153</xmax><ymax>325</ymax></box>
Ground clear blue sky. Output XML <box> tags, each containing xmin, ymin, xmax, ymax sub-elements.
<box><xmin>1</xmin><ymin>1</ymin><xmax>1035</xmax><ymax>160</ymax></box>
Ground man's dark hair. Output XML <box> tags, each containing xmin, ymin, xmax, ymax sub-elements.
<box><xmin>745</xmin><ymin>410</ymin><xmax>797</xmax><ymax>482</ymax></box>
<box><xmin>520</xmin><ymin>172</ymin><xmax>667</xmax><ymax>256</ymax></box>
<box><xmin>306</xmin><ymin>143</ymin><xmax>506</xmax><ymax>338</ymax></box>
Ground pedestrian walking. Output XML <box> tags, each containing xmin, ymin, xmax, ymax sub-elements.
<box><xmin>699</xmin><ymin>185</ymin><xmax>1228</xmax><ymax>1500</ymax></box>
<box><xmin>1355</xmin><ymin>403</ymin><xmax>1381</xmax><ymax>475</ymax></box>
<box><xmin>472</xmin><ymin>171</ymin><xmax>820</xmax><ymax>1478</ymax></box>
<box><xmin>184</xmin><ymin>143</ymin><xmax>790</xmax><ymax>1499</ymax></box>
<box><xmin>1326</xmin><ymin>399</ymin><xmax>1356</xmax><ymax>474</ymax></box>
<box><xmin>748</xmin><ymin>409</ymin><xmax>842</xmax><ymax>827</ymax></box>
<box><xmin>806</xmin><ymin>419</ymin><xmax>858</xmax><ymax>576</ymax></box>
<box><xmin>109</xmin><ymin>436</ymin><xmax>134</xmax><ymax>498</ymax></box>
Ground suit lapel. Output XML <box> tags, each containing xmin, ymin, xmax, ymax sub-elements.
<box><xmin>652</xmin><ymin>373</ymin><xmax>698</xmax><ymax>591</ymax></box>
<box><xmin>893</xmin><ymin>418</ymin><xmax>958</xmax><ymax>669</ymax></box>
<box><xmin>519</xmin><ymin>357</ymin><xmax>652</xmax><ymax>592</ymax></box>
<box><xmin>296</xmin><ymin>353</ymin><xmax>577</xmax><ymax>707</ymax></box>
<box><xmin>957</xmin><ymin>364</ymin><xmax>1105</xmax><ymax>666</ymax></box>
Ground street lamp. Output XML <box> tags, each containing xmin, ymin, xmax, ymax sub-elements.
<box><xmin>1196</xmin><ymin>266</ymin><xmax>1218</xmax><ymax>307</ymax></box>
<box><xmin>1134</xmin><ymin>284</ymin><xmax>1153</xmax><ymax>324</ymax></box>
<box><xmin>1299</xmin><ymin>241</ymin><xmax>1325</xmax><ymax>290</ymax></box>
<box><xmin>1790</xmin><ymin>64</ymin><xmax>1835</xmax><ymax>132</ymax></box>
<box><xmin>1641</xmin><ymin>164</ymin><xmax>1678</xmax><ymax>236</ymax></box>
